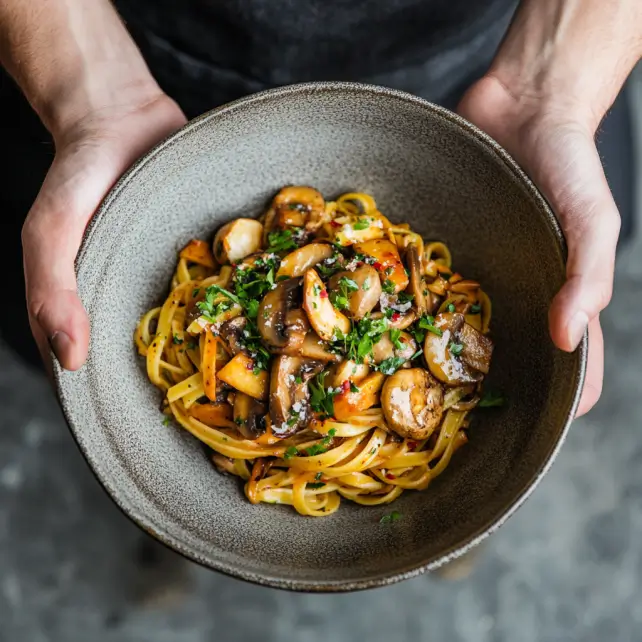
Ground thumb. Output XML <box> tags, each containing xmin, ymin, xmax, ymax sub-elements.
<box><xmin>546</xmin><ymin>129</ymin><xmax>621</xmax><ymax>352</ymax></box>
<box><xmin>22</xmin><ymin>149</ymin><xmax>111</xmax><ymax>371</ymax></box>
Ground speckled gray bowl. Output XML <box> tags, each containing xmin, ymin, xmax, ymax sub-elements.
<box><xmin>55</xmin><ymin>82</ymin><xmax>586</xmax><ymax>592</ymax></box>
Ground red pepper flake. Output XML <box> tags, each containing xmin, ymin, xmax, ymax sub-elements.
<box><xmin>356</xmin><ymin>261</ymin><xmax>364</xmax><ymax>267</ymax></box>
<box><xmin>373</xmin><ymin>261</ymin><xmax>383</xmax><ymax>271</ymax></box>
<box><xmin>391</xmin><ymin>312</ymin><xmax>400</xmax><ymax>321</ymax></box>
<box><xmin>341</xmin><ymin>380</ymin><xmax>351</xmax><ymax>393</ymax></box>
<box><xmin>319</xmin><ymin>289</ymin><xmax>329</xmax><ymax>299</ymax></box>
<box><xmin>407</xmin><ymin>441</ymin><xmax>418</xmax><ymax>450</ymax></box>
<box><xmin>246</xmin><ymin>361</ymin><xmax>254</xmax><ymax>371</ymax></box>
<box><xmin>329</xmin><ymin>220</ymin><xmax>341</xmax><ymax>228</ymax></box>
<box><xmin>386</xmin><ymin>473</ymin><xmax>396</xmax><ymax>480</ymax></box>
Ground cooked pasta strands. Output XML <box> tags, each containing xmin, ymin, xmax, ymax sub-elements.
<box><xmin>138</xmin><ymin>188</ymin><xmax>494</xmax><ymax>516</ymax></box>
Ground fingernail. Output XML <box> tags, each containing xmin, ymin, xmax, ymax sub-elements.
<box><xmin>49</xmin><ymin>331</ymin><xmax>72</xmax><ymax>363</ymax></box>
<box><xmin>567</xmin><ymin>311</ymin><xmax>588</xmax><ymax>349</ymax></box>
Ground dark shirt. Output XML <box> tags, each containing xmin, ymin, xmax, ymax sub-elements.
<box><xmin>116</xmin><ymin>0</ymin><xmax>517</xmax><ymax>116</ymax></box>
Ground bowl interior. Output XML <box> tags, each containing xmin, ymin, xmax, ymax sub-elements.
<box><xmin>56</xmin><ymin>83</ymin><xmax>584</xmax><ymax>591</ymax></box>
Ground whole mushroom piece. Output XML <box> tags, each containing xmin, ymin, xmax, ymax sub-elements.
<box><xmin>269</xmin><ymin>356</ymin><xmax>324</xmax><ymax>437</ymax></box>
<box><xmin>423</xmin><ymin>313</ymin><xmax>494</xmax><ymax>385</ymax></box>
<box><xmin>381</xmin><ymin>368</ymin><xmax>445</xmax><ymax>440</ymax></box>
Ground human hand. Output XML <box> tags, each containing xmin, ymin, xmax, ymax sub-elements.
<box><xmin>22</xmin><ymin>93</ymin><xmax>187</xmax><ymax>371</ymax></box>
<box><xmin>458</xmin><ymin>75</ymin><xmax>620</xmax><ymax>416</ymax></box>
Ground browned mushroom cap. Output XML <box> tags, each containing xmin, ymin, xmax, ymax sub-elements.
<box><xmin>423</xmin><ymin>313</ymin><xmax>494</xmax><ymax>385</ymax></box>
<box><xmin>269</xmin><ymin>356</ymin><xmax>324</xmax><ymax>437</ymax></box>
<box><xmin>233</xmin><ymin>392</ymin><xmax>267</xmax><ymax>439</ymax></box>
<box><xmin>381</xmin><ymin>368</ymin><xmax>444</xmax><ymax>440</ymax></box>
<box><xmin>219</xmin><ymin>316</ymin><xmax>248</xmax><ymax>355</ymax></box>
<box><xmin>263</xmin><ymin>186</ymin><xmax>326</xmax><ymax>242</ymax></box>
<box><xmin>406</xmin><ymin>244</ymin><xmax>427</xmax><ymax>315</ymax></box>
<box><xmin>257</xmin><ymin>278</ymin><xmax>301</xmax><ymax>349</ymax></box>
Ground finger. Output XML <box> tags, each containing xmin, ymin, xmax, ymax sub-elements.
<box><xmin>21</xmin><ymin>154</ymin><xmax>104</xmax><ymax>371</ymax></box>
<box><xmin>23</xmin><ymin>202</ymin><xmax>91</xmax><ymax>371</ymax></box>
<box><xmin>576</xmin><ymin>316</ymin><xmax>604</xmax><ymax>417</ymax></box>
<box><xmin>546</xmin><ymin>132</ymin><xmax>620</xmax><ymax>352</ymax></box>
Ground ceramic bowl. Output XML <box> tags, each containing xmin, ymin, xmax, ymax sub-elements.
<box><xmin>55</xmin><ymin>82</ymin><xmax>586</xmax><ymax>591</ymax></box>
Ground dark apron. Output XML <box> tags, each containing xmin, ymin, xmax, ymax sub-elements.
<box><xmin>0</xmin><ymin>0</ymin><xmax>634</xmax><ymax>367</ymax></box>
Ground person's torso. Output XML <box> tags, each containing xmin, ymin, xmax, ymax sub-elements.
<box><xmin>116</xmin><ymin>0</ymin><xmax>517</xmax><ymax>114</ymax></box>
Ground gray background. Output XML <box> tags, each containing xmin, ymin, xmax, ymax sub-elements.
<box><xmin>1</xmin><ymin>73</ymin><xmax>641</xmax><ymax>642</ymax></box>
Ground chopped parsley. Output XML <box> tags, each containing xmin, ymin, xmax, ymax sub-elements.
<box><xmin>187</xmin><ymin>340</ymin><xmax>198</xmax><ymax>350</ymax></box>
<box><xmin>317</xmin><ymin>251</ymin><xmax>345</xmax><ymax>278</ymax></box>
<box><xmin>162</xmin><ymin>416</ymin><xmax>171</xmax><ymax>427</ymax></box>
<box><xmin>362</xmin><ymin>278</ymin><xmax>371</xmax><ymax>291</ymax></box>
<box><xmin>397</xmin><ymin>292</ymin><xmax>414</xmax><ymax>304</ymax></box>
<box><xmin>294</xmin><ymin>375</ymin><xmax>303</xmax><ymax>385</ymax></box>
<box><xmin>307</xmin><ymin>482</ymin><xmax>326</xmax><ymax>489</ymax></box>
<box><xmin>192</xmin><ymin>288</ymin><xmax>200</xmax><ymax>298</ymax></box>
<box><xmin>417</xmin><ymin>315</ymin><xmax>443</xmax><ymax>337</ymax></box>
<box><xmin>382</xmin><ymin>279</ymin><xmax>396</xmax><ymax>294</ymax></box>
<box><xmin>331</xmin><ymin>314</ymin><xmax>389</xmax><ymax>363</ymax></box>
<box><xmin>304</xmin><ymin>428</ymin><xmax>337</xmax><ymax>456</ymax></box>
<box><xmin>349</xmin><ymin>381</ymin><xmax>359</xmax><ymax>393</ymax></box>
<box><xmin>266</xmin><ymin>229</ymin><xmax>298</xmax><ymax>253</ymax></box>
<box><xmin>284</xmin><ymin>446</ymin><xmax>299</xmax><ymax>460</ymax></box>
<box><xmin>309</xmin><ymin>371</ymin><xmax>337</xmax><ymax>418</ymax></box>
<box><xmin>315</xmin><ymin>472</ymin><xmax>323</xmax><ymax>481</ymax></box>
<box><xmin>234</xmin><ymin>417</ymin><xmax>245</xmax><ymax>426</ymax></box>
<box><xmin>447</xmin><ymin>303</ymin><xmax>456</xmax><ymax>313</ymax></box>
<box><xmin>449</xmin><ymin>342</ymin><xmax>464</xmax><ymax>357</ymax></box>
<box><xmin>330</xmin><ymin>276</ymin><xmax>359</xmax><ymax>311</ymax></box>
<box><xmin>470</xmin><ymin>303</ymin><xmax>482</xmax><ymax>314</ymax></box>
<box><xmin>479</xmin><ymin>391</ymin><xmax>506</xmax><ymax>408</ymax></box>
<box><xmin>353</xmin><ymin>217</ymin><xmax>370</xmax><ymax>230</ymax></box>
<box><xmin>389</xmin><ymin>328</ymin><xmax>403</xmax><ymax>350</ymax></box>
<box><xmin>376</xmin><ymin>356</ymin><xmax>406</xmax><ymax>375</ymax></box>
<box><xmin>380</xmin><ymin>510</ymin><xmax>402</xmax><ymax>524</ymax></box>
<box><xmin>172</xmin><ymin>334</ymin><xmax>184</xmax><ymax>345</ymax></box>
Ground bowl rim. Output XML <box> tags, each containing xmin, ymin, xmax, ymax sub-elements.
<box><xmin>54</xmin><ymin>81</ymin><xmax>588</xmax><ymax>592</ymax></box>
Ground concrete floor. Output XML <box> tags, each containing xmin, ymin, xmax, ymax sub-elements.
<box><xmin>1</xmin><ymin>77</ymin><xmax>642</xmax><ymax>642</ymax></box>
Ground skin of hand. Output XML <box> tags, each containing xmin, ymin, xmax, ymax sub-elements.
<box><xmin>458</xmin><ymin>0</ymin><xmax>642</xmax><ymax>416</ymax></box>
<box><xmin>22</xmin><ymin>95</ymin><xmax>187</xmax><ymax>371</ymax></box>
<box><xmin>0</xmin><ymin>0</ymin><xmax>187</xmax><ymax>371</ymax></box>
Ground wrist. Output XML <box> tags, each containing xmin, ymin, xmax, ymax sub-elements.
<box><xmin>488</xmin><ymin>0</ymin><xmax>642</xmax><ymax>132</ymax></box>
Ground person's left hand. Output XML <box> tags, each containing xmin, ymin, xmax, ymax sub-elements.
<box><xmin>458</xmin><ymin>75</ymin><xmax>620</xmax><ymax>417</ymax></box>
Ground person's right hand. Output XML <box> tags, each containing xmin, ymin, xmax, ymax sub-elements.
<box><xmin>22</xmin><ymin>92</ymin><xmax>187</xmax><ymax>371</ymax></box>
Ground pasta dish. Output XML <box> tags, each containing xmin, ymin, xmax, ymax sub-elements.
<box><xmin>135</xmin><ymin>187</ymin><xmax>494</xmax><ymax>516</ymax></box>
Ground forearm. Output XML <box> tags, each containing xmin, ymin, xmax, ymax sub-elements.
<box><xmin>0</xmin><ymin>0</ymin><xmax>159</xmax><ymax>136</ymax></box>
<box><xmin>490</xmin><ymin>0</ymin><xmax>642</xmax><ymax>127</ymax></box>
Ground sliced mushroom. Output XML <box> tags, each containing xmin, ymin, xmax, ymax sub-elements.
<box><xmin>327</xmin><ymin>265</ymin><xmax>382</xmax><ymax>319</ymax></box>
<box><xmin>406</xmin><ymin>243</ymin><xmax>427</xmax><ymax>314</ymax></box>
<box><xmin>459</xmin><ymin>321</ymin><xmax>493</xmax><ymax>374</ymax></box>
<box><xmin>381</xmin><ymin>368</ymin><xmax>444</xmax><ymax>440</ymax></box>
<box><xmin>213</xmin><ymin>218</ymin><xmax>263</xmax><ymax>264</ymax></box>
<box><xmin>331</xmin><ymin>216</ymin><xmax>386</xmax><ymax>246</ymax></box>
<box><xmin>371</xmin><ymin>331</ymin><xmax>417</xmax><ymax>364</ymax></box>
<box><xmin>326</xmin><ymin>360</ymin><xmax>370</xmax><ymax>388</ymax></box>
<box><xmin>277</xmin><ymin>243</ymin><xmax>334</xmax><ymax>279</ymax></box>
<box><xmin>257</xmin><ymin>277</ymin><xmax>301</xmax><ymax>349</ymax></box>
<box><xmin>302</xmin><ymin>268</ymin><xmax>351</xmax><ymax>341</ymax></box>
<box><xmin>219</xmin><ymin>316</ymin><xmax>248</xmax><ymax>355</ymax></box>
<box><xmin>353</xmin><ymin>239</ymin><xmax>409</xmax><ymax>294</ymax></box>
<box><xmin>371</xmin><ymin>309</ymin><xmax>417</xmax><ymax>330</ymax></box>
<box><xmin>269</xmin><ymin>356</ymin><xmax>324</xmax><ymax>437</ymax></box>
<box><xmin>233</xmin><ymin>392</ymin><xmax>267</xmax><ymax>439</ymax></box>
<box><xmin>423</xmin><ymin>313</ymin><xmax>493</xmax><ymax>386</ymax></box>
<box><xmin>294</xmin><ymin>331</ymin><xmax>341</xmax><ymax>362</ymax></box>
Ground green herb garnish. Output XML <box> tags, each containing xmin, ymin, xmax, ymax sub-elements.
<box><xmin>172</xmin><ymin>334</ymin><xmax>184</xmax><ymax>345</ymax></box>
<box><xmin>380</xmin><ymin>511</ymin><xmax>402</xmax><ymax>524</ymax></box>
<box><xmin>447</xmin><ymin>303</ymin><xmax>456</xmax><ymax>313</ymax></box>
<box><xmin>307</xmin><ymin>482</ymin><xmax>326</xmax><ymax>489</ymax></box>
<box><xmin>449</xmin><ymin>342</ymin><xmax>464</xmax><ymax>356</ymax></box>
<box><xmin>266</xmin><ymin>229</ymin><xmax>298</xmax><ymax>253</ymax></box>
<box><xmin>353</xmin><ymin>217</ymin><xmax>370</xmax><ymax>230</ymax></box>
<box><xmin>479</xmin><ymin>391</ymin><xmax>506</xmax><ymax>408</ymax></box>
<box><xmin>382</xmin><ymin>279</ymin><xmax>396</xmax><ymax>294</ymax></box>
<box><xmin>349</xmin><ymin>381</ymin><xmax>359</xmax><ymax>393</ymax></box>
<box><xmin>162</xmin><ymin>416</ymin><xmax>171</xmax><ymax>427</ymax></box>
<box><xmin>284</xmin><ymin>446</ymin><xmax>299</xmax><ymax>460</ymax></box>
<box><xmin>376</xmin><ymin>356</ymin><xmax>406</xmax><ymax>375</ymax></box>
<box><xmin>470</xmin><ymin>303</ymin><xmax>482</xmax><ymax>314</ymax></box>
